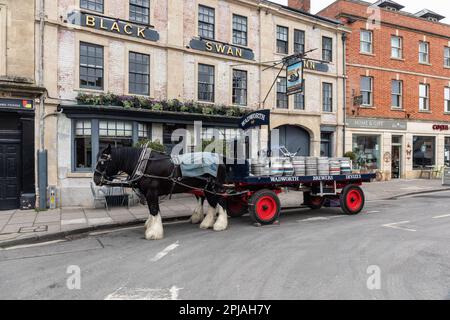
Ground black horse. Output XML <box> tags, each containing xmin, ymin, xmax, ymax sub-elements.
<box><xmin>93</xmin><ymin>145</ymin><xmax>229</xmax><ymax>240</ymax></box>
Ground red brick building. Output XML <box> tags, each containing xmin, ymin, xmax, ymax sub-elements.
<box><xmin>320</xmin><ymin>0</ymin><xmax>450</xmax><ymax>179</ymax></box>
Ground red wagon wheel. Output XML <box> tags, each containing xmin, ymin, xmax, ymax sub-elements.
<box><xmin>249</xmin><ymin>189</ymin><xmax>281</xmax><ymax>225</ymax></box>
<box><xmin>226</xmin><ymin>197</ymin><xmax>248</xmax><ymax>218</ymax></box>
<box><xmin>340</xmin><ymin>185</ymin><xmax>365</xmax><ymax>215</ymax></box>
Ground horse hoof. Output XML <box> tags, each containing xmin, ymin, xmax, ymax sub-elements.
<box><xmin>145</xmin><ymin>230</ymin><xmax>164</xmax><ymax>240</ymax></box>
<box><xmin>213</xmin><ymin>223</ymin><xmax>227</xmax><ymax>232</ymax></box>
<box><xmin>190</xmin><ymin>215</ymin><xmax>204</xmax><ymax>224</ymax></box>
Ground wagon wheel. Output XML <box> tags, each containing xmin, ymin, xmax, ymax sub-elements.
<box><xmin>303</xmin><ymin>192</ymin><xmax>325</xmax><ymax>210</ymax></box>
<box><xmin>249</xmin><ymin>189</ymin><xmax>281</xmax><ymax>225</ymax></box>
<box><xmin>340</xmin><ymin>185</ymin><xmax>365</xmax><ymax>215</ymax></box>
<box><xmin>226</xmin><ymin>197</ymin><xmax>248</xmax><ymax>218</ymax></box>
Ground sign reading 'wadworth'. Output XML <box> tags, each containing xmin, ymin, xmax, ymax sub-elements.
<box><xmin>68</xmin><ymin>11</ymin><xmax>159</xmax><ymax>42</ymax></box>
<box><xmin>190</xmin><ymin>38</ymin><xmax>254</xmax><ymax>60</ymax></box>
<box><xmin>346</xmin><ymin>118</ymin><xmax>407</xmax><ymax>130</ymax></box>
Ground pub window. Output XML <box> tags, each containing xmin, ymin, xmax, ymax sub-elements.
<box><xmin>294</xmin><ymin>29</ymin><xmax>305</xmax><ymax>54</ymax></box>
<box><xmin>276</xmin><ymin>26</ymin><xmax>288</xmax><ymax>54</ymax></box>
<box><xmin>413</xmin><ymin>136</ymin><xmax>435</xmax><ymax>169</ymax></box>
<box><xmin>322</xmin><ymin>37</ymin><xmax>333</xmax><ymax>62</ymax></box>
<box><xmin>294</xmin><ymin>83</ymin><xmax>305</xmax><ymax>110</ymax></box>
<box><xmin>80</xmin><ymin>0</ymin><xmax>103</xmax><ymax>13</ymax></box>
<box><xmin>99</xmin><ymin>121</ymin><xmax>133</xmax><ymax>150</ymax></box>
<box><xmin>276</xmin><ymin>77</ymin><xmax>288</xmax><ymax>109</ymax></box>
<box><xmin>130</xmin><ymin>0</ymin><xmax>150</xmax><ymax>25</ymax></box>
<box><xmin>129</xmin><ymin>52</ymin><xmax>150</xmax><ymax>96</ymax></box>
<box><xmin>232</xmin><ymin>69</ymin><xmax>247</xmax><ymax>106</ymax></box>
<box><xmin>391</xmin><ymin>36</ymin><xmax>402</xmax><ymax>59</ymax></box>
<box><xmin>322</xmin><ymin>82</ymin><xmax>333</xmax><ymax>112</ymax></box>
<box><xmin>80</xmin><ymin>42</ymin><xmax>104</xmax><ymax>90</ymax></box>
<box><xmin>419</xmin><ymin>41</ymin><xmax>429</xmax><ymax>64</ymax></box>
<box><xmin>232</xmin><ymin>14</ymin><xmax>247</xmax><ymax>46</ymax></box>
<box><xmin>391</xmin><ymin>80</ymin><xmax>402</xmax><ymax>109</ymax></box>
<box><xmin>360</xmin><ymin>76</ymin><xmax>373</xmax><ymax>106</ymax></box>
<box><xmin>198</xmin><ymin>64</ymin><xmax>215</xmax><ymax>102</ymax></box>
<box><xmin>419</xmin><ymin>83</ymin><xmax>429</xmax><ymax>111</ymax></box>
<box><xmin>198</xmin><ymin>5</ymin><xmax>215</xmax><ymax>40</ymax></box>
<box><xmin>360</xmin><ymin>30</ymin><xmax>372</xmax><ymax>54</ymax></box>
<box><xmin>445</xmin><ymin>87</ymin><xmax>450</xmax><ymax>113</ymax></box>
<box><xmin>74</xmin><ymin>120</ymin><xmax>92</xmax><ymax>170</ymax></box>
<box><xmin>138</xmin><ymin>123</ymin><xmax>151</xmax><ymax>140</ymax></box>
<box><xmin>444</xmin><ymin>47</ymin><xmax>450</xmax><ymax>67</ymax></box>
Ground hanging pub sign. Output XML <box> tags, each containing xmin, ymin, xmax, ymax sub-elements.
<box><xmin>67</xmin><ymin>11</ymin><xmax>160</xmax><ymax>42</ymax></box>
<box><xmin>0</xmin><ymin>98</ymin><xmax>34</xmax><ymax>110</ymax></box>
<box><xmin>286</xmin><ymin>59</ymin><xmax>304</xmax><ymax>95</ymax></box>
<box><xmin>189</xmin><ymin>38</ymin><xmax>254</xmax><ymax>60</ymax></box>
<box><xmin>239</xmin><ymin>109</ymin><xmax>270</xmax><ymax>130</ymax></box>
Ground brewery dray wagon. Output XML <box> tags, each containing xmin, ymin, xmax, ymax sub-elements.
<box><xmin>220</xmin><ymin>169</ymin><xmax>376</xmax><ymax>226</ymax></box>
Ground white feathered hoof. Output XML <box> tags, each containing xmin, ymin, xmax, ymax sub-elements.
<box><xmin>213</xmin><ymin>205</ymin><xmax>228</xmax><ymax>231</ymax></box>
<box><xmin>145</xmin><ymin>214</ymin><xmax>164</xmax><ymax>240</ymax></box>
<box><xmin>200</xmin><ymin>206</ymin><xmax>216</xmax><ymax>229</ymax></box>
<box><xmin>190</xmin><ymin>201</ymin><xmax>204</xmax><ymax>224</ymax></box>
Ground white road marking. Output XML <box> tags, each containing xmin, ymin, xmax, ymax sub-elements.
<box><xmin>150</xmin><ymin>241</ymin><xmax>179</xmax><ymax>262</ymax></box>
<box><xmin>432</xmin><ymin>214</ymin><xmax>450</xmax><ymax>219</ymax></box>
<box><xmin>104</xmin><ymin>285</ymin><xmax>182</xmax><ymax>300</ymax></box>
<box><xmin>298</xmin><ymin>217</ymin><xmax>330</xmax><ymax>222</ymax></box>
<box><xmin>89</xmin><ymin>225</ymin><xmax>142</xmax><ymax>236</ymax></box>
<box><xmin>61</xmin><ymin>218</ymin><xmax>87</xmax><ymax>225</ymax></box>
<box><xmin>1</xmin><ymin>239</ymin><xmax>66</xmax><ymax>251</ymax></box>
<box><xmin>368</xmin><ymin>211</ymin><xmax>380</xmax><ymax>214</ymax></box>
<box><xmin>382</xmin><ymin>221</ymin><xmax>417</xmax><ymax>232</ymax></box>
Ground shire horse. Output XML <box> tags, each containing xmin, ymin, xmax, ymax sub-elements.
<box><xmin>93</xmin><ymin>145</ymin><xmax>229</xmax><ymax>240</ymax></box>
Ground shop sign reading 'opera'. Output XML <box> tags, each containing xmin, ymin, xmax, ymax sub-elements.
<box><xmin>68</xmin><ymin>11</ymin><xmax>159</xmax><ymax>42</ymax></box>
<box><xmin>190</xmin><ymin>38</ymin><xmax>255</xmax><ymax>60</ymax></box>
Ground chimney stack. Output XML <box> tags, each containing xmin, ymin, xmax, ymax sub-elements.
<box><xmin>288</xmin><ymin>0</ymin><xmax>311</xmax><ymax>13</ymax></box>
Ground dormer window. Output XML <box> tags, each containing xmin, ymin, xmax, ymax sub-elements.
<box><xmin>385</xmin><ymin>6</ymin><xmax>398</xmax><ymax>12</ymax></box>
<box><xmin>428</xmin><ymin>17</ymin><xmax>438</xmax><ymax>22</ymax></box>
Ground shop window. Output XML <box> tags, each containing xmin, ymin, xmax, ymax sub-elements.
<box><xmin>80</xmin><ymin>42</ymin><xmax>103</xmax><ymax>90</ymax></box>
<box><xmin>99</xmin><ymin>121</ymin><xmax>133</xmax><ymax>150</ymax></box>
<box><xmin>419</xmin><ymin>84</ymin><xmax>429</xmax><ymax>111</ymax></box>
<box><xmin>391</xmin><ymin>36</ymin><xmax>402</xmax><ymax>59</ymax></box>
<box><xmin>391</xmin><ymin>80</ymin><xmax>402</xmax><ymax>108</ymax></box>
<box><xmin>322</xmin><ymin>37</ymin><xmax>333</xmax><ymax>62</ymax></box>
<box><xmin>294</xmin><ymin>90</ymin><xmax>305</xmax><ymax>110</ymax></box>
<box><xmin>320</xmin><ymin>132</ymin><xmax>332</xmax><ymax>157</ymax></box>
<box><xmin>322</xmin><ymin>82</ymin><xmax>333</xmax><ymax>112</ymax></box>
<box><xmin>276</xmin><ymin>26</ymin><xmax>288</xmax><ymax>54</ymax></box>
<box><xmin>360</xmin><ymin>30</ymin><xmax>372</xmax><ymax>54</ymax></box>
<box><xmin>276</xmin><ymin>77</ymin><xmax>288</xmax><ymax>109</ymax></box>
<box><xmin>294</xmin><ymin>29</ymin><xmax>305</xmax><ymax>54</ymax></box>
<box><xmin>413</xmin><ymin>136</ymin><xmax>435</xmax><ymax>169</ymax></box>
<box><xmin>445</xmin><ymin>47</ymin><xmax>450</xmax><ymax>67</ymax></box>
<box><xmin>232</xmin><ymin>14</ymin><xmax>247</xmax><ymax>47</ymax></box>
<box><xmin>353</xmin><ymin>135</ymin><xmax>380</xmax><ymax>171</ymax></box>
<box><xmin>360</xmin><ymin>76</ymin><xmax>373</xmax><ymax>106</ymax></box>
<box><xmin>445</xmin><ymin>137</ymin><xmax>450</xmax><ymax>167</ymax></box>
<box><xmin>163</xmin><ymin>124</ymin><xmax>186</xmax><ymax>154</ymax></box>
<box><xmin>198</xmin><ymin>64</ymin><xmax>215</xmax><ymax>102</ymax></box>
<box><xmin>81</xmin><ymin>0</ymin><xmax>103</xmax><ymax>13</ymax></box>
<box><xmin>130</xmin><ymin>0</ymin><xmax>150</xmax><ymax>25</ymax></box>
<box><xmin>198</xmin><ymin>5</ymin><xmax>215</xmax><ymax>39</ymax></box>
<box><xmin>74</xmin><ymin>120</ymin><xmax>92</xmax><ymax>170</ymax></box>
<box><xmin>232</xmin><ymin>69</ymin><xmax>247</xmax><ymax>106</ymax></box>
<box><xmin>129</xmin><ymin>52</ymin><xmax>150</xmax><ymax>96</ymax></box>
<box><xmin>445</xmin><ymin>87</ymin><xmax>450</xmax><ymax>113</ymax></box>
<box><xmin>138</xmin><ymin>123</ymin><xmax>151</xmax><ymax>141</ymax></box>
<box><xmin>419</xmin><ymin>41</ymin><xmax>429</xmax><ymax>64</ymax></box>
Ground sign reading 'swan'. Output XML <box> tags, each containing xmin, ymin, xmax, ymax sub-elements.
<box><xmin>189</xmin><ymin>38</ymin><xmax>255</xmax><ymax>60</ymax></box>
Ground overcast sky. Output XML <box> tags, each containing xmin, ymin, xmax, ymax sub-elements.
<box><xmin>270</xmin><ymin>0</ymin><xmax>450</xmax><ymax>23</ymax></box>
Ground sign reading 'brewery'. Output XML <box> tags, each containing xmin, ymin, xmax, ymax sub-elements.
<box><xmin>0</xmin><ymin>98</ymin><xmax>34</xmax><ymax>110</ymax></box>
<box><xmin>190</xmin><ymin>38</ymin><xmax>254</xmax><ymax>60</ymax></box>
<box><xmin>68</xmin><ymin>11</ymin><xmax>159</xmax><ymax>42</ymax></box>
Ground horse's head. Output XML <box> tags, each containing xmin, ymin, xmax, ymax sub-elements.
<box><xmin>93</xmin><ymin>145</ymin><xmax>118</xmax><ymax>186</ymax></box>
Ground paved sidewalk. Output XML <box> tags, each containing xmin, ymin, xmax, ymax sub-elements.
<box><xmin>0</xmin><ymin>179</ymin><xmax>448</xmax><ymax>247</ymax></box>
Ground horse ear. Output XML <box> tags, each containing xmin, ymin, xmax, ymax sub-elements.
<box><xmin>105</xmin><ymin>144</ymin><xmax>112</xmax><ymax>154</ymax></box>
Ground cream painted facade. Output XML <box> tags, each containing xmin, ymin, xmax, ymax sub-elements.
<box><xmin>36</xmin><ymin>0</ymin><xmax>348</xmax><ymax>207</ymax></box>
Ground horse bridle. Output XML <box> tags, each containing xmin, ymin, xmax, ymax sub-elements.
<box><xmin>94</xmin><ymin>153</ymin><xmax>114</xmax><ymax>185</ymax></box>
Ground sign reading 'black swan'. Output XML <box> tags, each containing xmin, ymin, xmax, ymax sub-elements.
<box><xmin>239</xmin><ymin>110</ymin><xmax>271</xmax><ymax>130</ymax></box>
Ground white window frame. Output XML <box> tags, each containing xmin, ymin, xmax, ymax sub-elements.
<box><xmin>419</xmin><ymin>84</ymin><xmax>430</xmax><ymax>111</ymax></box>
<box><xmin>360</xmin><ymin>30</ymin><xmax>373</xmax><ymax>54</ymax></box>
<box><xmin>391</xmin><ymin>80</ymin><xmax>403</xmax><ymax>109</ymax></box>
<box><xmin>419</xmin><ymin>41</ymin><xmax>429</xmax><ymax>64</ymax></box>
<box><xmin>360</xmin><ymin>76</ymin><xmax>373</xmax><ymax>107</ymax></box>
<box><xmin>391</xmin><ymin>36</ymin><xmax>402</xmax><ymax>59</ymax></box>
<box><xmin>444</xmin><ymin>47</ymin><xmax>450</xmax><ymax>67</ymax></box>
<box><xmin>445</xmin><ymin>87</ymin><xmax>450</xmax><ymax>113</ymax></box>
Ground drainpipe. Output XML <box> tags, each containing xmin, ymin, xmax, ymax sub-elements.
<box><xmin>37</xmin><ymin>0</ymin><xmax>47</xmax><ymax>209</ymax></box>
<box><xmin>342</xmin><ymin>32</ymin><xmax>347</xmax><ymax>157</ymax></box>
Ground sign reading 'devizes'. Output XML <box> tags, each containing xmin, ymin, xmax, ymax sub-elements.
<box><xmin>190</xmin><ymin>39</ymin><xmax>254</xmax><ymax>60</ymax></box>
<box><xmin>68</xmin><ymin>11</ymin><xmax>159</xmax><ymax>42</ymax></box>
<box><xmin>0</xmin><ymin>98</ymin><xmax>34</xmax><ymax>110</ymax></box>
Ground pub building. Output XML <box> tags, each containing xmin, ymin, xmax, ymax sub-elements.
<box><xmin>320</xmin><ymin>0</ymin><xmax>450</xmax><ymax>179</ymax></box>
<box><xmin>36</xmin><ymin>0</ymin><xmax>347</xmax><ymax>208</ymax></box>
<box><xmin>0</xmin><ymin>0</ymin><xmax>45</xmax><ymax>210</ymax></box>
